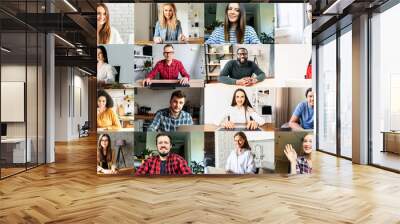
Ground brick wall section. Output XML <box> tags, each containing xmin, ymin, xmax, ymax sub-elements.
<box><xmin>106</xmin><ymin>3</ymin><xmax>134</xmax><ymax>44</ymax></box>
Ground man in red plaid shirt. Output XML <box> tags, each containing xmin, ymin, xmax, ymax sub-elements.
<box><xmin>135</xmin><ymin>133</ymin><xmax>192</xmax><ymax>176</ymax></box>
<box><xmin>142</xmin><ymin>44</ymin><xmax>190</xmax><ymax>86</ymax></box>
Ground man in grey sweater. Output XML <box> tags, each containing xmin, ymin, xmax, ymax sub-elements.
<box><xmin>218</xmin><ymin>48</ymin><xmax>266</xmax><ymax>86</ymax></box>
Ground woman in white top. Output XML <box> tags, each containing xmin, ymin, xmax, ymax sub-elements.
<box><xmin>97</xmin><ymin>46</ymin><xmax>116</xmax><ymax>84</ymax></box>
<box><xmin>221</xmin><ymin>88</ymin><xmax>266</xmax><ymax>130</ymax></box>
<box><xmin>225</xmin><ymin>132</ymin><xmax>256</xmax><ymax>174</ymax></box>
<box><xmin>97</xmin><ymin>3</ymin><xmax>123</xmax><ymax>44</ymax></box>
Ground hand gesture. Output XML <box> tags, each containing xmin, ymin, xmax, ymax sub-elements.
<box><xmin>236</xmin><ymin>78</ymin><xmax>250</xmax><ymax>86</ymax></box>
<box><xmin>179</xmin><ymin>34</ymin><xmax>187</xmax><ymax>42</ymax></box>
<box><xmin>284</xmin><ymin>144</ymin><xmax>297</xmax><ymax>163</ymax></box>
<box><xmin>246</xmin><ymin>120</ymin><xmax>259</xmax><ymax>130</ymax></box>
<box><xmin>179</xmin><ymin>77</ymin><xmax>189</xmax><ymax>85</ymax></box>
<box><xmin>142</xmin><ymin>78</ymin><xmax>152</xmax><ymax>87</ymax></box>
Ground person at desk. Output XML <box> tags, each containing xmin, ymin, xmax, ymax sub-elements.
<box><xmin>219</xmin><ymin>48</ymin><xmax>265</xmax><ymax>86</ymax></box>
<box><xmin>148</xmin><ymin>90</ymin><xmax>193</xmax><ymax>132</ymax></box>
<box><xmin>284</xmin><ymin>133</ymin><xmax>313</xmax><ymax>174</ymax></box>
<box><xmin>221</xmin><ymin>88</ymin><xmax>265</xmax><ymax>130</ymax></box>
<box><xmin>225</xmin><ymin>132</ymin><xmax>256</xmax><ymax>174</ymax></box>
<box><xmin>97</xmin><ymin>46</ymin><xmax>117</xmax><ymax>84</ymax></box>
<box><xmin>97</xmin><ymin>3</ymin><xmax>123</xmax><ymax>45</ymax></box>
<box><xmin>97</xmin><ymin>90</ymin><xmax>122</xmax><ymax>130</ymax></box>
<box><xmin>97</xmin><ymin>134</ymin><xmax>118</xmax><ymax>174</ymax></box>
<box><xmin>142</xmin><ymin>44</ymin><xmax>190</xmax><ymax>87</ymax></box>
<box><xmin>153</xmin><ymin>3</ymin><xmax>186</xmax><ymax>44</ymax></box>
<box><xmin>288</xmin><ymin>88</ymin><xmax>314</xmax><ymax>130</ymax></box>
<box><xmin>205</xmin><ymin>3</ymin><xmax>260</xmax><ymax>44</ymax></box>
<box><xmin>135</xmin><ymin>133</ymin><xmax>192</xmax><ymax>175</ymax></box>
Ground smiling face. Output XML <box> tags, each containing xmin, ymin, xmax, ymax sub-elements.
<box><xmin>170</xmin><ymin>96</ymin><xmax>185</xmax><ymax>114</ymax></box>
<box><xmin>100</xmin><ymin>135</ymin><xmax>109</xmax><ymax>149</ymax></box>
<box><xmin>227</xmin><ymin>3</ymin><xmax>240</xmax><ymax>24</ymax></box>
<box><xmin>97</xmin><ymin>5</ymin><xmax>107</xmax><ymax>26</ymax></box>
<box><xmin>235</xmin><ymin>90</ymin><xmax>246</xmax><ymax>107</ymax></box>
<box><xmin>306</xmin><ymin>91</ymin><xmax>314</xmax><ymax>107</ymax></box>
<box><xmin>163</xmin><ymin>4</ymin><xmax>174</xmax><ymax>20</ymax></box>
<box><xmin>97</xmin><ymin>48</ymin><xmax>104</xmax><ymax>62</ymax></box>
<box><xmin>234</xmin><ymin>135</ymin><xmax>245</xmax><ymax>149</ymax></box>
<box><xmin>157</xmin><ymin>135</ymin><xmax>172</xmax><ymax>157</ymax></box>
<box><xmin>236</xmin><ymin>48</ymin><xmax>248</xmax><ymax>64</ymax></box>
<box><xmin>97</xmin><ymin>96</ymin><xmax>107</xmax><ymax>109</ymax></box>
<box><xmin>302</xmin><ymin>134</ymin><xmax>313</xmax><ymax>154</ymax></box>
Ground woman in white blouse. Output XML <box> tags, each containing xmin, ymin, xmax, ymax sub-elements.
<box><xmin>97</xmin><ymin>46</ymin><xmax>116</xmax><ymax>84</ymax></box>
<box><xmin>225</xmin><ymin>132</ymin><xmax>256</xmax><ymax>174</ymax></box>
<box><xmin>97</xmin><ymin>3</ymin><xmax>123</xmax><ymax>44</ymax></box>
<box><xmin>221</xmin><ymin>88</ymin><xmax>265</xmax><ymax>130</ymax></box>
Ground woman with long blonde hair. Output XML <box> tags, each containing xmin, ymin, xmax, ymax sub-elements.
<box><xmin>97</xmin><ymin>3</ymin><xmax>123</xmax><ymax>44</ymax></box>
<box><xmin>153</xmin><ymin>3</ymin><xmax>186</xmax><ymax>43</ymax></box>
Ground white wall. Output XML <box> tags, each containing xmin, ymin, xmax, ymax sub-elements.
<box><xmin>104</xmin><ymin>44</ymin><xmax>135</xmax><ymax>84</ymax></box>
<box><xmin>134</xmin><ymin>3</ymin><xmax>152</xmax><ymax>41</ymax></box>
<box><xmin>275</xmin><ymin>44</ymin><xmax>311</xmax><ymax>81</ymax></box>
<box><xmin>54</xmin><ymin>67</ymin><xmax>89</xmax><ymax>141</ymax></box>
<box><xmin>106</xmin><ymin>3</ymin><xmax>135</xmax><ymax>44</ymax></box>
<box><xmin>152</xmin><ymin>44</ymin><xmax>205</xmax><ymax>79</ymax></box>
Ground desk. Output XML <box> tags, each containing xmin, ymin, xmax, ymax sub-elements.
<box><xmin>206</xmin><ymin>79</ymin><xmax>312</xmax><ymax>88</ymax></box>
<box><xmin>97</xmin><ymin>167</ymin><xmax>135</xmax><ymax>176</ymax></box>
<box><xmin>382</xmin><ymin>131</ymin><xmax>400</xmax><ymax>154</ymax></box>
<box><xmin>135</xmin><ymin>79</ymin><xmax>204</xmax><ymax>88</ymax></box>
<box><xmin>204</xmin><ymin>123</ymin><xmax>274</xmax><ymax>132</ymax></box>
<box><xmin>135</xmin><ymin>38</ymin><xmax>204</xmax><ymax>45</ymax></box>
<box><xmin>1</xmin><ymin>138</ymin><xmax>31</xmax><ymax>163</ymax></box>
<box><xmin>119</xmin><ymin>115</ymin><xmax>135</xmax><ymax>128</ymax></box>
<box><xmin>97</xmin><ymin>128</ymin><xmax>134</xmax><ymax>133</ymax></box>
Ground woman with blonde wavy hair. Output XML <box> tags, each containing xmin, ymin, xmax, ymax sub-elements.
<box><xmin>153</xmin><ymin>3</ymin><xmax>186</xmax><ymax>43</ymax></box>
<box><xmin>97</xmin><ymin>3</ymin><xmax>123</xmax><ymax>44</ymax></box>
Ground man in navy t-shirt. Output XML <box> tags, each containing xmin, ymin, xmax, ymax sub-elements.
<box><xmin>289</xmin><ymin>88</ymin><xmax>314</xmax><ymax>130</ymax></box>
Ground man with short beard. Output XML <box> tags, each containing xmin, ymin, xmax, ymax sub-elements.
<box><xmin>218</xmin><ymin>47</ymin><xmax>266</xmax><ymax>86</ymax></box>
<box><xmin>135</xmin><ymin>134</ymin><xmax>192</xmax><ymax>175</ymax></box>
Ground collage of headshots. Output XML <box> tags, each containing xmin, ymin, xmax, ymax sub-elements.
<box><xmin>97</xmin><ymin>3</ymin><xmax>314</xmax><ymax>176</ymax></box>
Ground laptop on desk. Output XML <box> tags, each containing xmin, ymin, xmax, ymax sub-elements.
<box><xmin>216</xmin><ymin>124</ymin><xmax>262</xmax><ymax>132</ymax></box>
<box><xmin>146</xmin><ymin>82</ymin><xmax>190</xmax><ymax>89</ymax></box>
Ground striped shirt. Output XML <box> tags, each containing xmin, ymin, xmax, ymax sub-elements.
<box><xmin>148</xmin><ymin>108</ymin><xmax>193</xmax><ymax>132</ymax></box>
<box><xmin>205</xmin><ymin>25</ymin><xmax>260</xmax><ymax>44</ymax></box>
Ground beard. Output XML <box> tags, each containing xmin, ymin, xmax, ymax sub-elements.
<box><xmin>237</xmin><ymin>58</ymin><xmax>247</xmax><ymax>64</ymax></box>
<box><xmin>159</xmin><ymin>152</ymin><xmax>169</xmax><ymax>157</ymax></box>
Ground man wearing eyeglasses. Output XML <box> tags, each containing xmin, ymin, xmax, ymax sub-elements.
<box><xmin>219</xmin><ymin>48</ymin><xmax>265</xmax><ymax>86</ymax></box>
<box><xmin>142</xmin><ymin>44</ymin><xmax>190</xmax><ymax>86</ymax></box>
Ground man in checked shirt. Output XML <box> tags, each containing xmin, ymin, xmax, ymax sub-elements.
<box><xmin>135</xmin><ymin>133</ymin><xmax>192</xmax><ymax>176</ymax></box>
<box><xmin>148</xmin><ymin>90</ymin><xmax>193</xmax><ymax>132</ymax></box>
<box><xmin>142</xmin><ymin>44</ymin><xmax>190</xmax><ymax>86</ymax></box>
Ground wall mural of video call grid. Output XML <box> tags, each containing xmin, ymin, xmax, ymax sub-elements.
<box><xmin>97</xmin><ymin>3</ymin><xmax>314</xmax><ymax>176</ymax></box>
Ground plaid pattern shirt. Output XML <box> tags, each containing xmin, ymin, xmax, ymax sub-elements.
<box><xmin>296</xmin><ymin>156</ymin><xmax>312</xmax><ymax>174</ymax></box>
<box><xmin>146</xmin><ymin>59</ymin><xmax>190</xmax><ymax>80</ymax></box>
<box><xmin>148</xmin><ymin>108</ymin><xmax>193</xmax><ymax>132</ymax></box>
<box><xmin>135</xmin><ymin>153</ymin><xmax>192</xmax><ymax>176</ymax></box>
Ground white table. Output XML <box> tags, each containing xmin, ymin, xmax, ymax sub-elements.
<box><xmin>1</xmin><ymin>138</ymin><xmax>31</xmax><ymax>163</ymax></box>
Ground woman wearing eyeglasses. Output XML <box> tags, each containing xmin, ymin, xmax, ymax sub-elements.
<box><xmin>153</xmin><ymin>3</ymin><xmax>186</xmax><ymax>44</ymax></box>
<box><xmin>97</xmin><ymin>134</ymin><xmax>118</xmax><ymax>174</ymax></box>
<box><xmin>206</xmin><ymin>3</ymin><xmax>260</xmax><ymax>44</ymax></box>
<box><xmin>142</xmin><ymin>44</ymin><xmax>190</xmax><ymax>86</ymax></box>
<box><xmin>97</xmin><ymin>3</ymin><xmax>123</xmax><ymax>44</ymax></box>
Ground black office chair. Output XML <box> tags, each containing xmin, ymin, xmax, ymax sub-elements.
<box><xmin>78</xmin><ymin>121</ymin><xmax>90</xmax><ymax>138</ymax></box>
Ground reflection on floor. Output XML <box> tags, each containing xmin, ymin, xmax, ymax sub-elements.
<box><xmin>373</xmin><ymin>151</ymin><xmax>400</xmax><ymax>171</ymax></box>
<box><xmin>0</xmin><ymin>163</ymin><xmax>42</xmax><ymax>178</ymax></box>
<box><xmin>0</xmin><ymin>135</ymin><xmax>399</xmax><ymax>223</ymax></box>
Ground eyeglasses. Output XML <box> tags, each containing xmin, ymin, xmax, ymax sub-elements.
<box><xmin>100</xmin><ymin>139</ymin><xmax>109</xmax><ymax>142</ymax></box>
<box><xmin>164</xmin><ymin>51</ymin><xmax>174</xmax><ymax>54</ymax></box>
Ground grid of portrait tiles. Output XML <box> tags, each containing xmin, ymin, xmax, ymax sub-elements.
<box><xmin>96</xmin><ymin>3</ymin><xmax>314</xmax><ymax>176</ymax></box>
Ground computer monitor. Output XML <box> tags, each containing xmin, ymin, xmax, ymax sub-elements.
<box><xmin>1</xmin><ymin>123</ymin><xmax>7</xmax><ymax>137</ymax></box>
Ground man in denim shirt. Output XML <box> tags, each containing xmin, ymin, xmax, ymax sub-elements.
<box><xmin>289</xmin><ymin>88</ymin><xmax>314</xmax><ymax>130</ymax></box>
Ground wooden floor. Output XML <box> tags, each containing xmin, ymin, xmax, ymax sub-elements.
<box><xmin>1</xmin><ymin>136</ymin><xmax>400</xmax><ymax>223</ymax></box>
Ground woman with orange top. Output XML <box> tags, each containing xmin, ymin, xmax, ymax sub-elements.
<box><xmin>97</xmin><ymin>90</ymin><xmax>121</xmax><ymax>130</ymax></box>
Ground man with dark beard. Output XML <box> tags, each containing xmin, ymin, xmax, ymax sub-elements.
<box><xmin>135</xmin><ymin>133</ymin><xmax>192</xmax><ymax>176</ymax></box>
<box><xmin>218</xmin><ymin>47</ymin><xmax>266</xmax><ymax>86</ymax></box>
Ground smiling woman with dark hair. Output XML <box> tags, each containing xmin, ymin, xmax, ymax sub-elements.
<box><xmin>97</xmin><ymin>134</ymin><xmax>118</xmax><ymax>174</ymax></box>
<box><xmin>206</xmin><ymin>3</ymin><xmax>260</xmax><ymax>44</ymax></box>
<box><xmin>97</xmin><ymin>90</ymin><xmax>121</xmax><ymax>130</ymax></box>
<box><xmin>97</xmin><ymin>45</ymin><xmax>117</xmax><ymax>84</ymax></box>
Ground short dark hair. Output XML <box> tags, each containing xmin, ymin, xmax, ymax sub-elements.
<box><xmin>97</xmin><ymin>45</ymin><xmax>109</xmax><ymax>63</ymax></box>
<box><xmin>236</xmin><ymin>47</ymin><xmax>248</xmax><ymax>54</ymax></box>
<box><xmin>164</xmin><ymin>44</ymin><xmax>174</xmax><ymax>51</ymax></box>
<box><xmin>97</xmin><ymin>89</ymin><xmax>114</xmax><ymax>108</ymax></box>
<box><xmin>305</xmin><ymin>88</ymin><xmax>313</xmax><ymax>97</ymax></box>
<box><xmin>155</xmin><ymin>133</ymin><xmax>172</xmax><ymax>145</ymax></box>
<box><xmin>170</xmin><ymin>90</ymin><xmax>186</xmax><ymax>101</ymax></box>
